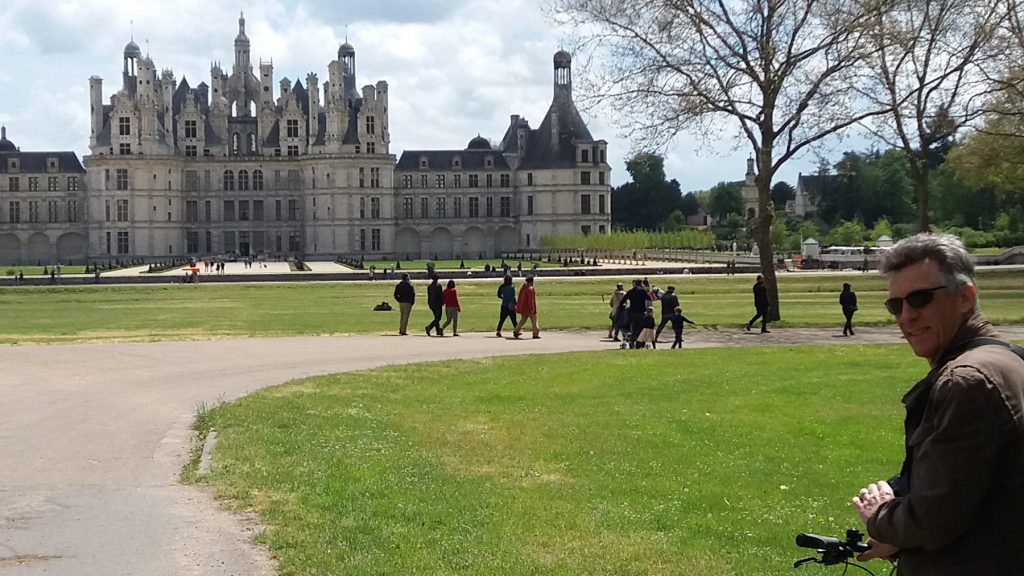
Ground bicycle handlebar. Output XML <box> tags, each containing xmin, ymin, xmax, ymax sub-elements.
<box><xmin>794</xmin><ymin>528</ymin><xmax>873</xmax><ymax>572</ymax></box>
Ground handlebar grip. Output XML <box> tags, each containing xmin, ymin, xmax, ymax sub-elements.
<box><xmin>796</xmin><ymin>533</ymin><xmax>840</xmax><ymax>549</ymax></box>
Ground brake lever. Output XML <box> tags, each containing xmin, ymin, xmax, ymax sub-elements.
<box><xmin>794</xmin><ymin>556</ymin><xmax>820</xmax><ymax>568</ymax></box>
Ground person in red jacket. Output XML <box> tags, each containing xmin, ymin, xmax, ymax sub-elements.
<box><xmin>513</xmin><ymin>276</ymin><xmax>539</xmax><ymax>339</ymax></box>
<box><xmin>440</xmin><ymin>279</ymin><xmax>462</xmax><ymax>336</ymax></box>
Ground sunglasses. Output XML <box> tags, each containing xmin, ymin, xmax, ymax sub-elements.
<box><xmin>884</xmin><ymin>285</ymin><xmax>947</xmax><ymax>316</ymax></box>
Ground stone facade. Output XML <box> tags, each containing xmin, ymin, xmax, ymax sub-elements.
<box><xmin>0</xmin><ymin>14</ymin><xmax>610</xmax><ymax>264</ymax></box>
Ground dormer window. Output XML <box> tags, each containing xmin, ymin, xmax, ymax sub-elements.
<box><xmin>484</xmin><ymin>156</ymin><xmax>493</xmax><ymax>168</ymax></box>
<box><xmin>7</xmin><ymin>158</ymin><xmax>18</xmax><ymax>172</ymax></box>
<box><xmin>419</xmin><ymin>156</ymin><xmax>429</xmax><ymax>169</ymax></box>
<box><xmin>452</xmin><ymin>156</ymin><xmax>462</xmax><ymax>169</ymax></box>
<box><xmin>48</xmin><ymin>159</ymin><xmax>58</xmax><ymax>171</ymax></box>
<box><xmin>581</xmin><ymin>148</ymin><xmax>589</xmax><ymax>163</ymax></box>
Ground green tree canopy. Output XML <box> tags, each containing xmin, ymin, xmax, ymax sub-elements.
<box><xmin>611</xmin><ymin>153</ymin><xmax>687</xmax><ymax>230</ymax></box>
<box><xmin>707</xmin><ymin>182</ymin><xmax>743</xmax><ymax>222</ymax></box>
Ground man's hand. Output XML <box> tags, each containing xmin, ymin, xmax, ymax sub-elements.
<box><xmin>852</xmin><ymin>480</ymin><xmax>895</xmax><ymax>524</ymax></box>
<box><xmin>857</xmin><ymin>537</ymin><xmax>900</xmax><ymax>562</ymax></box>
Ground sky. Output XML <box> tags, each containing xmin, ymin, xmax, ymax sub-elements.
<box><xmin>0</xmin><ymin>0</ymin><xmax>843</xmax><ymax>192</ymax></box>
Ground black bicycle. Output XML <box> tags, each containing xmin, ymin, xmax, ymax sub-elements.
<box><xmin>793</xmin><ymin>528</ymin><xmax>890</xmax><ymax>575</ymax></box>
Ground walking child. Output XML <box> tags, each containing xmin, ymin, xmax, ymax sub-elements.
<box><xmin>636</xmin><ymin>308</ymin><xmax>657</xmax><ymax>349</ymax></box>
<box><xmin>670</xmin><ymin>306</ymin><xmax>697</xmax><ymax>349</ymax></box>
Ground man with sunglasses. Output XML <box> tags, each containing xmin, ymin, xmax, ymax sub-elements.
<box><xmin>850</xmin><ymin>233</ymin><xmax>1024</xmax><ymax>575</ymax></box>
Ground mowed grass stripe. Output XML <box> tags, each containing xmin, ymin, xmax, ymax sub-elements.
<box><xmin>199</xmin><ymin>346</ymin><xmax>917</xmax><ymax>576</ymax></box>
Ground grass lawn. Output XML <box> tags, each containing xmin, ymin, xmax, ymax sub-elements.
<box><xmin>194</xmin><ymin>345</ymin><xmax>918</xmax><ymax>576</ymax></box>
<box><xmin>3</xmin><ymin>265</ymin><xmax>89</xmax><ymax>276</ymax></box>
<box><xmin>1</xmin><ymin>269</ymin><xmax>1022</xmax><ymax>344</ymax></box>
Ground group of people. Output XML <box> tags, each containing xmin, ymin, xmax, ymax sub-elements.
<box><xmin>608</xmin><ymin>280</ymin><xmax>696</xmax><ymax>350</ymax></box>
<box><xmin>392</xmin><ymin>273</ymin><xmax>540</xmax><ymax>339</ymax></box>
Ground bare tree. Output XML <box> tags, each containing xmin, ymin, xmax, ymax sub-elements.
<box><xmin>550</xmin><ymin>0</ymin><xmax>889</xmax><ymax>321</ymax></box>
<box><xmin>856</xmin><ymin>0</ymin><xmax>1019</xmax><ymax>232</ymax></box>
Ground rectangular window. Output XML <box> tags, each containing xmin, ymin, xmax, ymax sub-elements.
<box><xmin>500</xmin><ymin>196</ymin><xmax>511</xmax><ymax>218</ymax></box>
<box><xmin>370</xmin><ymin>167</ymin><xmax>381</xmax><ymax>188</ymax></box>
<box><xmin>600</xmin><ymin>149</ymin><xmax>606</xmax><ymax>163</ymax></box>
<box><xmin>402</xmin><ymin>174</ymin><xmax>413</xmax><ymax>188</ymax></box>
<box><xmin>468</xmin><ymin>197</ymin><xmax>479</xmax><ymax>218</ymax></box>
<box><xmin>485</xmin><ymin>197</ymin><xmax>493</xmax><ymax>217</ymax></box>
<box><xmin>287</xmin><ymin>170</ymin><xmax>301</xmax><ymax>189</ymax></box>
<box><xmin>286</xmin><ymin>119</ymin><xmax>299</xmax><ymax>138</ymax></box>
<box><xmin>275</xmin><ymin>199</ymin><xmax>282</xmax><ymax>221</ymax></box>
<box><xmin>28</xmin><ymin>200</ymin><xmax>40</xmax><ymax>223</ymax></box>
<box><xmin>116</xmin><ymin>199</ymin><xmax>129</xmax><ymax>221</ymax></box>
<box><xmin>48</xmin><ymin>176</ymin><xmax>59</xmax><ymax>191</ymax></box>
<box><xmin>453</xmin><ymin>197</ymin><xmax>462</xmax><ymax>218</ymax></box>
<box><xmin>486</xmin><ymin>174</ymin><xmax>493</xmax><ymax>188</ymax></box>
<box><xmin>599</xmin><ymin>225</ymin><xmax>607</xmax><ymax>234</ymax></box>
<box><xmin>119</xmin><ymin>143</ymin><xmax>132</xmax><ymax>155</ymax></box>
<box><xmin>117</xmin><ymin>231</ymin><xmax>130</xmax><ymax>254</ymax></box>
<box><xmin>287</xmin><ymin>145</ymin><xmax>299</xmax><ymax>157</ymax></box>
<box><xmin>183</xmin><ymin>171</ymin><xmax>199</xmax><ymax>191</ymax></box>
<box><xmin>223</xmin><ymin>200</ymin><xmax>235</xmax><ymax>221</ymax></box>
<box><xmin>29</xmin><ymin>177</ymin><xmax>39</xmax><ymax>191</ymax></box>
<box><xmin>359</xmin><ymin>167</ymin><xmax>366</xmax><ymax>188</ymax></box>
<box><xmin>435</xmin><ymin>197</ymin><xmax>446</xmax><ymax>218</ymax></box>
<box><xmin>206</xmin><ymin>230</ymin><xmax>213</xmax><ymax>253</ymax></box>
<box><xmin>67</xmin><ymin>200</ymin><xmax>79</xmax><ymax>222</ymax></box>
<box><xmin>468</xmin><ymin>174</ymin><xmax>479</xmax><ymax>187</ymax></box>
<box><xmin>186</xmin><ymin>200</ymin><xmax>198</xmax><ymax>222</ymax></box>
<box><xmin>500</xmin><ymin>173</ymin><xmax>510</xmax><ymax>187</ymax></box>
<box><xmin>581</xmin><ymin>194</ymin><xmax>591</xmax><ymax>215</ymax></box>
<box><xmin>68</xmin><ymin>176</ymin><xmax>78</xmax><ymax>191</ymax></box>
<box><xmin>582</xmin><ymin>225</ymin><xmax>592</xmax><ymax>236</ymax></box>
<box><xmin>402</xmin><ymin>197</ymin><xmax>413</xmax><ymax>218</ymax></box>
<box><xmin>48</xmin><ymin>200</ymin><xmax>60</xmax><ymax>223</ymax></box>
<box><xmin>288</xmin><ymin>199</ymin><xmax>299</xmax><ymax>220</ymax></box>
<box><xmin>185</xmin><ymin>145</ymin><xmax>197</xmax><ymax>157</ymax></box>
<box><xmin>119</xmin><ymin>117</ymin><xmax>131</xmax><ymax>136</ymax></box>
<box><xmin>371</xmin><ymin>197</ymin><xmax>381</xmax><ymax>219</ymax></box>
<box><xmin>238</xmin><ymin>200</ymin><xmax>250</xmax><ymax>221</ymax></box>
<box><xmin>436</xmin><ymin>174</ymin><xmax>445</xmax><ymax>188</ymax></box>
<box><xmin>252</xmin><ymin>170</ymin><xmax>263</xmax><ymax>190</ymax></box>
<box><xmin>581</xmin><ymin>171</ymin><xmax>591</xmax><ymax>185</ymax></box>
<box><xmin>581</xmin><ymin>148</ymin><xmax>589</xmax><ymax>163</ymax></box>
<box><xmin>420</xmin><ymin>197</ymin><xmax>429</xmax><ymax>219</ymax></box>
<box><xmin>205</xmin><ymin>200</ymin><xmax>212</xmax><ymax>222</ymax></box>
<box><xmin>7</xmin><ymin>201</ymin><xmax>19</xmax><ymax>223</ymax></box>
<box><xmin>105</xmin><ymin>231</ymin><xmax>112</xmax><ymax>254</ymax></box>
<box><xmin>366</xmin><ymin>116</ymin><xmax>376</xmax><ymax>134</ymax></box>
<box><xmin>105</xmin><ymin>200</ymin><xmax>111</xmax><ymax>222</ymax></box>
<box><xmin>184</xmin><ymin>119</ymin><xmax>197</xmax><ymax>138</ymax></box>
<box><xmin>360</xmin><ymin>197</ymin><xmax>366</xmax><ymax>219</ymax></box>
<box><xmin>359</xmin><ymin>228</ymin><xmax>366</xmax><ymax>251</ymax></box>
<box><xmin>367</xmin><ymin>141</ymin><xmax>375</xmax><ymax>154</ymax></box>
<box><xmin>186</xmin><ymin>231</ymin><xmax>199</xmax><ymax>254</ymax></box>
<box><xmin>116</xmin><ymin>169</ymin><xmax>128</xmax><ymax>190</ymax></box>
<box><xmin>289</xmin><ymin>231</ymin><xmax>301</xmax><ymax>252</ymax></box>
<box><xmin>527</xmin><ymin>172</ymin><xmax>534</xmax><ymax>186</ymax></box>
<box><xmin>223</xmin><ymin>231</ymin><xmax>236</xmax><ymax>253</ymax></box>
<box><xmin>254</xmin><ymin>200</ymin><xmax>264</xmax><ymax>221</ymax></box>
<box><xmin>7</xmin><ymin>177</ymin><xmax>18</xmax><ymax>191</ymax></box>
<box><xmin>599</xmin><ymin>171</ymin><xmax>606</xmax><ymax>185</ymax></box>
<box><xmin>599</xmin><ymin>194</ymin><xmax>607</xmax><ymax>214</ymax></box>
<box><xmin>453</xmin><ymin>174</ymin><xmax>462</xmax><ymax>188</ymax></box>
<box><xmin>527</xmin><ymin>195</ymin><xmax>534</xmax><ymax>216</ymax></box>
<box><xmin>420</xmin><ymin>174</ymin><xmax>428</xmax><ymax>188</ymax></box>
<box><xmin>371</xmin><ymin>228</ymin><xmax>381</xmax><ymax>251</ymax></box>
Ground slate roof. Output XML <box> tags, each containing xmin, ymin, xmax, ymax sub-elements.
<box><xmin>0</xmin><ymin>151</ymin><xmax>86</xmax><ymax>173</ymax></box>
<box><xmin>518</xmin><ymin>96</ymin><xmax>594</xmax><ymax>170</ymax></box>
<box><xmin>395</xmin><ymin>149</ymin><xmax>511</xmax><ymax>172</ymax></box>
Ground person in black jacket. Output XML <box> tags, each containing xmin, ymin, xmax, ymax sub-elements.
<box><xmin>393</xmin><ymin>273</ymin><xmax>416</xmax><ymax>335</ymax></box>
<box><xmin>840</xmin><ymin>282</ymin><xmax>858</xmax><ymax>336</ymax></box>
<box><xmin>654</xmin><ymin>285</ymin><xmax>680</xmax><ymax>342</ymax></box>
<box><xmin>745</xmin><ymin>274</ymin><xmax>771</xmax><ymax>333</ymax></box>
<box><xmin>623</xmin><ymin>279</ymin><xmax>652</xmax><ymax>348</ymax></box>
<box><xmin>424</xmin><ymin>275</ymin><xmax>445</xmax><ymax>336</ymax></box>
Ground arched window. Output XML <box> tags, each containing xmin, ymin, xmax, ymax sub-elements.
<box><xmin>238</xmin><ymin>170</ymin><xmax>249</xmax><ymax>191</ymax></box>
<box><xmin>232</xmin><ymin>133</ymin><xmax>241</xmax><ymax>155</ymax></box>
<box><xmin>252</xmin><ymin>170</ymin><xmax>264</xmax><ymax>191</ymax></box>
<box><xmin>248</xmin><ymin>133</ymin><xmax>257</xmax><ymax>154</ymax></box>
<box><xmin>223</xmin><ymin>170</ymin><xmax>235</xmax><ymax>191</ymax></box>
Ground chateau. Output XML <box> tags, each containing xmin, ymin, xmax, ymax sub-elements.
<box><xmin>0</xmin><ymin>14</ymin><xmax>611</xmax><ymax>265</ymax></box>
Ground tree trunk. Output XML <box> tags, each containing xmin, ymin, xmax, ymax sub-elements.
<box><xmin>754</xmin><ymin>158</ymin><xmax>780</xmax><ymax>322</ymax></box>
<box><xmin>914</xmin><ymin>170</ymin><xmax>930</xmax><ymax>232</ymax></box>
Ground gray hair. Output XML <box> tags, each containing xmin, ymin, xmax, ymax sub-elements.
<box><xmin>878</xmin><ymin>233</ymin><xmax>976</xmax><ymax>292</ymax></box>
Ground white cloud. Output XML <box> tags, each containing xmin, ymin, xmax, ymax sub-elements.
<box><xmin>0</xmin><ymin>0</ymin><xmax>835</xmax><ymax>191</ymax></box>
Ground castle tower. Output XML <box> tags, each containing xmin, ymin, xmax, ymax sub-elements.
<box><xmin>122</xmin><ymin>39</ymin><xmax>142</xmax><ymax>95</ymax></box>
<box><xmin>89</xmin><ymin>76</ymin><xmax>104</xmax><ymax>147</ymax></box>
<box><xmin>339</xmin><ymin>42</ymin><xmax>360</xmax><ymax>107</ymax></box>
<box><xmin>233</xmin><ymin>11</ymin><xmax>251</xmax><ymax>77</ymax></box>
<box><xmin>307</xmin><ymin>72</ymin><xmax>320</xmax><ymax>148</ymax></box>
<box><xmin>553</xmin><ymin>49</ymin><xmax>572</xmax><ymax>102</ymax></box>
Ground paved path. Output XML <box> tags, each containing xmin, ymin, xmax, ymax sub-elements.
<box><xmin>2</xmin><ymin>326</ymin><xmax>1023</xmax><ymax>575</ymax></box>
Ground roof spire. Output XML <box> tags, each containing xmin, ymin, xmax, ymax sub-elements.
<box><xmin>130</xmin><ymin>19</ymin><xmax>134</xmax><ymax>41</ymax></box>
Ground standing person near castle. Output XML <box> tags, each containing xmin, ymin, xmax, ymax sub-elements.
<box><xmin>745</xmin><ymin>274</ymin><xmax>771</xmax><ymax>333</ymax></box>
<box><xmin>393</xmin><ymin>273</ymin><xmax>416</xmax><ymax>336</ymax></box>
<box><xmin>440</xmin><ymin>279</ymin><xmax>462</xmax><ymax>337</ymax></box>
<box><xmin>840</xmin><ymin>282</ymin><xmax>858</xmax><ymax>336</ymax></box>
<box><xmin>608</xmin><ymin>282</ymin><xmax>625</xmax><ymax>341</ymax></box>
<box><xmin>513</xmin><ymin>276</ymin><xmax>540</xmax><ymax>339</ymax></box>
<box><xmin>425</xmin><ymin>275</ymin><xmax>445</xmax><ymax>336</ymax></box>
<box><xmin>496</xmin><ymin>275</ymin><xmax>517</xmax><ymax>338</ymax></box>
<box><xmin>654</xmin><ymin>285</ymin><xmax>680</xmax><ymax>342</ymax></box>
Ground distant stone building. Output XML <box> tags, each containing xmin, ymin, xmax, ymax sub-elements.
<box><xmin>0</xmin><ymin>13</ymin><xmax>610</xmax><ymax>264</ymax></box>
<box><xmin>788</xmin><ymin>173</ymin><xmax>837</xmax><ymax>217</ymax></box>
<box><xmin>0</xmin><ymin>127</ymin><xmax>88</xmax><ymax>264</ymax></box>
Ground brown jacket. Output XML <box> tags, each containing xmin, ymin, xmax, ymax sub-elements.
<box><xmin>867</xmin><ymin>313</ymin><xmax>1024</xmax><ymax>575</ymax></box>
